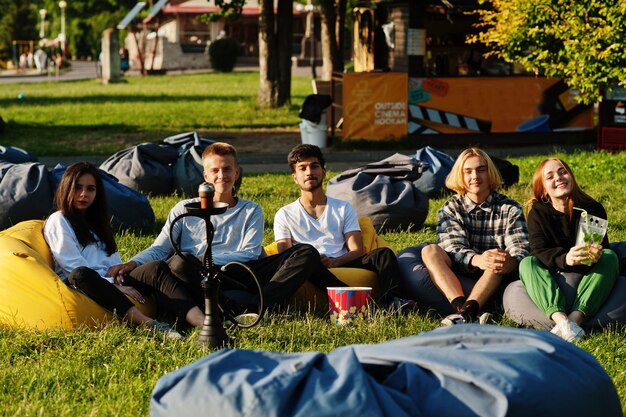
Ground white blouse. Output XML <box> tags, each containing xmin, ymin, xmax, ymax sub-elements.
<box><xmin>44</xmin><ymin>211</ymin><xmax>122</xmax><ymax>283</ymax></box>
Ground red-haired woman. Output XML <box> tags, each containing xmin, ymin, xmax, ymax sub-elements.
<box><xmin>44</xmin><ymin>162</ymin><xmax>205</xmax><ymax>338</ymax></box>
<box><xmin>519</xmin><ymin>158</ymin><xmax>618</xmax><ymax>342</ymax></box>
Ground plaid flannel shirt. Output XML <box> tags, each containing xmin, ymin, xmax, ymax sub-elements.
<box><xmin>437</xmin><ymin>191</ymin><xmax>529</xmax><ymax>274</ymax></box>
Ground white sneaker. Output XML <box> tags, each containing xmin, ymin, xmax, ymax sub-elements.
<box><xmin>441</xmin><ymin>312</ymin><xmax>493</xmax><ymax>326</ymax></box>
<box><xmin>440</xmin><ymin>313</ymin><xmax>467</xmax><ymax>326</ymax></box>
<box><xmin>149</xmin><ymin>320</ymin><xmax>184</xmax><ymax>340</ymax></box>
<box><xmin>478</xmin><ymin>312</ymin><xmax>493</xmax><ymax>325</ymax></box>
<box><xmin>551</xmin><ymin>320</ymin><xmax>585</xmax><ymax>343</ymax></box>
<box><xmin>223</xmin><ymin>313</ymin><xmax>260</xmax><ymax>327</ymax></box>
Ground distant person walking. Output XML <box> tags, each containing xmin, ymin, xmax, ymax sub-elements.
<box><xmin>34</xmin><ymin>48</ymin><xmax>47</xmax><ymax>73</ymax></box>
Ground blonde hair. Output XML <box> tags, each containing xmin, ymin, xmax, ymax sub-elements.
<box><xmin>201</xmin><ymin>142</ymin><xmax>238</xmax><ymax>164</ymax></box>
<box><xmin>445</xmin><ymin>147</ymin><xmax>502</xmax><ymax>195</ymax></box>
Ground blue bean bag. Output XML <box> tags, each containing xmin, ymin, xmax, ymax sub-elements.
<box><xmin>151</xmin><ymin>325</ymin><xmax>622</xmax><ymax>417</ymax></box>
<box><xmin>0</xmin><ymin>145</ymin><xmax>38</xmax><ymax>163</ymax></box>
<box><xmin>397</xmin><ymin>244</ymin><xmax>513</xmax><ymax>316</ymax></box>
<box><xmin>0</xmin><ymin>161</ymin><xmax>53</xmax><ymax>230</ymax></box>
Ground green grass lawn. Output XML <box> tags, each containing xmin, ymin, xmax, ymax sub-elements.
<box><xmin>1</xmin><ymin>73</ymin><xmax>625</xmax><ymax>415</ymax></box>
<box><xmin>0</xmin><ymin>72</ymin><xmax>311</xmax><ymax>155</ymax></box>
<box><xmin>1</xmin><ymin>152</ymin><xmax>625</xmax><ymax>416</ymax></box>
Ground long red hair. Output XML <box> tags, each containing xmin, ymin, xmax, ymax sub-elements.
<box><xmin>527</xmin><ymin>158</ymin><xmax>593</xmax><ymax>219</ymax></box>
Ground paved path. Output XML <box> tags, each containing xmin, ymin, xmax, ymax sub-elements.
<box><xmin>0</xmin><ymin>60</ymin><xmax>100</xmax><ymax>84</ymax></box>
<box><xmin>36</xmin><ymin>141</ymin><xmax>594</xmax><ymax>174</ymax></box>
<box><xmin>0</xmin><ymin>59</ymin><xmax>312</xmax><ymax>84</ymax></box>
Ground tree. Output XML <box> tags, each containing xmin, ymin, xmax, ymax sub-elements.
<box><xmin>276</xmin><ymin>0</ymin><xmax>294</xmax><ymax>106</ymax></box>
<box><xmin>0</xmin><ymin>0</ymin><xmax>138</xmax><ymax>61</ymax></box>
<box><xmin>257</xmin><ymin>0</ymin><xmax>294</xmax><ymax>107</ymax></box>
<box><xmin>59</xmin><ymin>0</ymin><xmax>138</xmax><ymax>59</ymax></box>
<box><xmin>471</xmin><ymin>0</ymin><xmax>626</xmax><ymax>104</ymax></box>
<box><xmin>209</xmin><ymin>0</ymin><xmax>293</xmax><ymax>108</ymax></box>
<box><xmin>0</xmin><ymin>0</ymin><xmax>37</xmax><ymax>62</ymax></box>
<box><xmin>319</xmin><ymin>0</ymin><xmax>346</xmax><ymax>80</ymax></box>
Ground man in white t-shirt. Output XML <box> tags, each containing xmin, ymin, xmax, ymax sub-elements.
<box><xmin>273</xmin><ymin>144</ymin><xmax>416</xmax><ymax>311</ymax></box>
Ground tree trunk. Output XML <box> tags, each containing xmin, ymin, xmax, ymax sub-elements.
<box><xmin>320</xmin><ymin>0</ymin><xmax>345</xmax><ymax>80</ymax></box>
<box><xmin>258</xmin><ymin>0</ymin><xmax>292</xmax><ymax>108</ymax></box>
<box><xmin>258</xmin><ymin>0</ymin><xmax>277</xmax><ymax>108</ymax></box>
<box><xmin>335</xmin><ymin>0</ymin><xmax>346</xmax><ymax>72</ymax></box>
<box><xmin>276</xmin><ymin>0</ymin><xmax>293</xmax><ymax>106</ymax></box>
<box><xmin>320</xmin><ymin>0</ymin><xmax>335</xmax><ymax>80</ymax></box>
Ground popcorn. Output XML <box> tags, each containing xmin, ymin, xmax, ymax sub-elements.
<box><xmin>327</xmin><ymin>287</ymin><xmax>372</xmax><ymax>326</ymax></box>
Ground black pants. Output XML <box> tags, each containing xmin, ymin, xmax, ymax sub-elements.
<box><xmin>339</xmin><ymin>247</ymin><xmax>404</xmax><ymax>303</ymax></box>
<box><xmin>68</xmin><ymin>261</ymin><xmax>199</xmax><ymax>324</ymax></box>
<box><xmin>168</xmin><ymin>244</ymin><xmax>345</xmax><ymax>313</ymax></box>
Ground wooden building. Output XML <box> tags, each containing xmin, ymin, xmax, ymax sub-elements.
<box><xmin>343</xmin><ymin>0</ymin><xmax>594</xmax><ymax>144</ymax></box>
<box><xmin>126</xmin><ymin>0</ymin><xmax>310</xmax><ymax>71</ymax></box>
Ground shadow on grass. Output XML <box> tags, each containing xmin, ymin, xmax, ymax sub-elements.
<box><xmin>2</xmin><ymin>123</ymin><xmax>145</xmax><ymax>155</ymax></box>
<box><xmin>0</xmin><ymin>94</ymin><xmax>256</xmax><ymax>107</ymax></box>
<box><xmin>1</xmin><ymin>122</ymin><xmax>301</xmax><ymax>156</ymax></box>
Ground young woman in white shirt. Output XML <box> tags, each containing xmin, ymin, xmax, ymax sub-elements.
<box><xmin>44</xmin><ymin>162</ymin><xmax>205</xmax><ymax>338</ymax></box>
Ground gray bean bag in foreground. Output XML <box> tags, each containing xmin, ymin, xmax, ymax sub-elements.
<box><xmin>503</xmin><ymin>242</ymin><xmax>626</xmax><ymax>330</ymax></box>
<box><xmin>151</xmin><ymin>325</ymin><xmax>622</xmax><ymax>417</ymax></box>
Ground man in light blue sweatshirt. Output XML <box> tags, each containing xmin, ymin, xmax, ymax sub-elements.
<box><xmin>109</xmin><ymin>142</ymin><xmax>344</xmax><ymax>314</ymax></box>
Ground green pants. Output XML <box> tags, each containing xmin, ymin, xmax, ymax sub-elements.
<box><xmin>519</xmin><ymin>250</ymin><xmax>618</xmax><ymax>319</ymax></box>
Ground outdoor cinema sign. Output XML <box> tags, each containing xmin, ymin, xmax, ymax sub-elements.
<box><xmin>343</xmin><ymin>72</ymin><xmax>408</xmax><ymax>140</ymax></box>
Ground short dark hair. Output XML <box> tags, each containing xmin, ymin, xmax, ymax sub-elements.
<box><xmin>287</xmin><ymin>144</ymin><xmax>325</xmax><ymax>172</ymax></box>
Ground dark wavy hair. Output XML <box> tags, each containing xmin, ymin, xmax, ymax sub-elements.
<box><xmin>53</xmin><ymin>162</ymin><xmax>117</xmax><ymax>255</ymax></box>
<box><xmin>287</xmin><ymin>144</ymin><xmax>326</xmax><ymax>173</ymax></box>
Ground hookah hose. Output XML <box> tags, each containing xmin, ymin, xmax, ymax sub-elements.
<box><xmin>168</xmin><ymin>210</ymin><xmax>265</xmax><ymax>328</ymax></box>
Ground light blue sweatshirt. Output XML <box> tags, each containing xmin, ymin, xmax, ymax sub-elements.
<box><xmin>131</xmin><ymin>197</ymin><xmax>264</xmax><ymax>266</ymax></box>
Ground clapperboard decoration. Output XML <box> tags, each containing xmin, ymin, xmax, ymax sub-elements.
<box><xmin>409</xmin><ymin>104</ymin><xmax>492</xmax><ymax>133</ymax></box>
<box><xmin>408</xmin><ymin>121</ymin><xmax>439</xmax><ymax>135</ymax></box>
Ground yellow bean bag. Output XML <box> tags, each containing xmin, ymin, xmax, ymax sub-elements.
<box><xmin>0</xmin><ymin>220</ymin><xmax>154</xmax><ymax>330</ymax></box>
<box><xmin>265</xmin><ymin>217</ymin><xmax>390</xmax><ymax>310</ymax></box>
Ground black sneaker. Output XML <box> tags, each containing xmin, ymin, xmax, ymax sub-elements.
<box><xmin>389</xmin><ymin>297</ymin><xmax>418</xmax><ymax>314</ymax></box>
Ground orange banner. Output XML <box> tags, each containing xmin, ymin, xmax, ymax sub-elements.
<box><xmin>408</xmin><ymin>77</ymin><xmax>593</xmax><ymax>134</ymax></box>
<box><xmin>342</xmin><ymin>72</ymin><xmax>408</xmax><ymax>140</ymax></box>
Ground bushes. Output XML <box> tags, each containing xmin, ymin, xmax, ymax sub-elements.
<box><xmin>208</xmin><ymin>37</ymin><xmax>240</xmax><ymax>72</ymax></box>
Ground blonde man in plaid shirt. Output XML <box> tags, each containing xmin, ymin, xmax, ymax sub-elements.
<box><xmin>421</xmin><ymin>148</ymin><xmax>529</xmax><ymax>325</ymax></box>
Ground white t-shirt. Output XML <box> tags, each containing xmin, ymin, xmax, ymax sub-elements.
<box><xmin>274</xmin><ymin>196</ymin><xmax>360</xmax><ymax>258</ymax></box>
<box><xmin>43</xmin><ymin>211</ymin><xmax>122</xmax><ymax>283</ymax></box>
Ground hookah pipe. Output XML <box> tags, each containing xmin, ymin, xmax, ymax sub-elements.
<box><xmin>168</xmin><ymin>182</ymin><xmax>265</xmax><ymax>348</ymax></box>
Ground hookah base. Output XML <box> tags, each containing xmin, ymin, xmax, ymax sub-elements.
<box><xmin>197</xmin><ymin>314</ymin><xmax>230</xmax><ymax>348</ymax></box>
